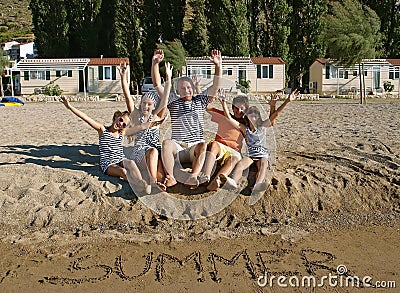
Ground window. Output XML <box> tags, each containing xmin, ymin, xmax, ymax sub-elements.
<box><xmin>389</xmin><ymin>67</ymin><xmax>400</xmax><ymax>79</ymax></box>
<box><xmin>56</xmin><ymin>70</ymin><xmax>73</xmax><ymax>77</ymax></box>
<box><xmin>326</xmin><ymin>66</ymin><xmax>330</xmax><ymax>79</ymax></box>
<box><xmin>98</xmin><ymin>66</ymin><xmax>117</xmax><ymax>80</ymax></box>
<box><xmin>28</xmin><ymin>71</ymin><xmax>49</xmax><ymax>80</ymax></box>
<box><xmin>256</xmin><ymin>65</ymin><xmax>274</xmax><ymax>79</ymax></box>
<box><xmin>187</xmin><ymin>67</ymin><xmax>211</xmax><ymax>79</ymax></box>
<box><xmin>223</xmin><ymin>68</ymin><xmax>233</xmax><ymax>75</ymax></box>
<box><xmin>104</xmin><ymin>66</ymin><xmax>111</xmax><ymax>80</ymax></box>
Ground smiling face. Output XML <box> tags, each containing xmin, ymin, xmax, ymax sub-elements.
<box><xmin>232</xmin><ymin>102</ymin><xmax>247</xmax><ymax>119</ymax></box>
<box><xmin>140</xmin><ymin>97</ymin><xmax>156</xmax><ymax>114</ymax></box>
<box><xmin>246</xmin><ymin>106</ymin><xmax>261</xmax><ymax>127</ymax></box>
<box><xmin>113</xmin><ymin>114</ymin><xmax>130</xmax><ymax>130</ymax></box>
<box><xmin>178</xmin><ymin>78</ymin><xmax>194</xmax><ymax>101</ymax></box>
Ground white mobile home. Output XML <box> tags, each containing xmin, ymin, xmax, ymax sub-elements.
<box><xmin>309</xmin><ymin>58</ymin><xmax>400</xmax><ymax>96</ymax></box>
<box><xmin>14</xmin><ymin>57</ymin><xmax>130</xmax><ymax>96</ymax></box>
<box><xmin>183</xmin><ymin>56</ymin><xmax>286</xmax><ymax>94</ymax></box>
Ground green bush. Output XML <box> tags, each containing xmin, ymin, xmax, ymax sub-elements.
<box><xmin>43</xmin><ymin>82</ymin><xmax>63</xmax><ymax>96</ymax></box>
<box><xmin>383</xmin><ymin>81</ymin><xmax>394</xmax><ymax>92</ymax></box>
<box><xmin>236</xmin><ymin>79</ymin><xmax>251</xmax><ymax>93</ymax></box>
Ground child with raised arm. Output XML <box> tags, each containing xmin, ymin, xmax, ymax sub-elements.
<box><xmin>60</xmin><ymin>97</ymin><xmax>150</xmax><ymax>193</ymax></box>
<box><xmin>218</xmin><ymin>90</ymin><xmax>300</xmax><ymax>193</ymax></box>
<box><xmin>118</xmin><ymin>61</ymin><xmax>172</xmax><ymax>192</ymax></box>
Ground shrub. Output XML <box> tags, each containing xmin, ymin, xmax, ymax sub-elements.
<box><xmin>383</xmin><ymin>81</ymin><xmax>394</xmax><ymax>92</ymax></box>
<box><xmin>43</xmin><ymin>82</ymin><xmax>63</xmax><ymax>96</ymax></box>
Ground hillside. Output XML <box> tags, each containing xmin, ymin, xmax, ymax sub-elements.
<box><xmin>0</xmin><ymin>0</ymin><xmax>33</xmax><ymax>42</ymax></box>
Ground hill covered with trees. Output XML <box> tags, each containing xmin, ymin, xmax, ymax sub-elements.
<box><xmin>0</xmin><ymin>0</ymin><xmax>33</xmax><ymax>42</ymax></box>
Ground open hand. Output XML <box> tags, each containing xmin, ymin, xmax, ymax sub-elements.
<box><xmin>209</xmin><ymin>49</ymin><xmax>222</xmax><ymax>66</ymax></box>
<box><xmin>165</xmin><ymin>62</ymin><xmax>173</xmax><ymax>79</ymax></box>
<box><xmin>289</xmin><ymin>89</ymin><xmax>301</xmax><ymax>101</ymax></box>
<box><xmin>117</xmin><ymin>61</ymin><xmax>128</xmax><ymax>77</ymax></box>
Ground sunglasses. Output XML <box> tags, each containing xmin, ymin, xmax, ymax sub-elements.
<box><xmin>118</xmin><ymin>117</ymin><xmax>127</xmax><ymax>128</ymax></box>
<box><xmin>247</xmin><ymin>110</ymin><xmax>260</xmax><ymax>115</ymax></box>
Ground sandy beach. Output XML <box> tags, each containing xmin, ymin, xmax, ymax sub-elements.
<box><xmin>0</xmin><ymin>98</ymin><xmax>399</xmax><ymax>292</ymax></box>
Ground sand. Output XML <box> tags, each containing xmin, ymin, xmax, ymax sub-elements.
<box><xmin>0</xmin><ymin>98</ymin><xmax>399</xmax><ymax>292</ymax></box>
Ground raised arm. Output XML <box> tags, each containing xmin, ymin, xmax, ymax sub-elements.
<box><xmin>220</xmin><ymin>97</ymin><xmax>246</xmax><ymax>134</ymax></box>
<box><xmin>206</xmin><ymin>49</ymin><xmax>222</xmax><ymax>101</ymax></box>
<box><xmin>268</xmin><ymin>89</ymin><xmax>300</xmax><ymax>126</ymax></box>
<box><xmin>60</xmin><ymin>96</ymin><xmax>104</xmax><ymax>136</ymax></box>
<box><xmin>154</xmin><ymin>61</ymin><xmax>173</xmax><ymax>119</ymax></box>
<box><xmin>118</xmin><ymin>62</ymin><xmax>134</xmax><ymax>113</ymax></box>
<box><xmin>151</xmin><ymin>49</ymin><xmax>165</xmax><ymax>97</ymax></box>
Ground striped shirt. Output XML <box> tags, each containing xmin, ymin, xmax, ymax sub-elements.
<box><xmin>245</xmin><ymin>126</ymin><xmax>269</xmax><ymax>158</ymax></box>
<box><xmin>99</xmin><ymin>127</ymin><xmax>125</xmax><ymax>173</ymax></box>
<box><xmin>167</xmin><ymin>93</ymin><xmax>210</xmax><ymax>143</ymax></box>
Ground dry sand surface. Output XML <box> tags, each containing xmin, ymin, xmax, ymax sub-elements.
<box><xmin>0</xmin><ymin>98</ymin><xmax>399</xmax><ymax>292</ymax></box>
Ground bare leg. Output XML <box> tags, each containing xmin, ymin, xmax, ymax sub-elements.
<box><xmin>255</xmin><ymin>158</ymin><xmax>269</xmax><ymax>185</ymax></box>
<box><xmin>144</xmin><ymin>147</ymin><xmax>159</xmax><ymax>184</ymax></box>
<box><xmin>230</xmin><ymin>157</ymin><xmax>254</xmax><ymax>183</ymax></box>
<box><xmin>106</xmin><ymin>164</ymin><xmax>128</xmax><ymax>181</ymax></box>
<box><xmin>120</xmin><ymin>159</ymin><xmax>151</xmax><ymax>194</ymax></box>
<box><xmin>202</xmin><ymin>141</ymin><xmax>221</xmax><ymax>179</ymax></box>
<box><xmin>252</xmin><ymin>158</ymin><xmax>269</xmax><ymax>193</ymax></box>
<box><xmin>191</xmin><ymin>141</ymin><xmax>207</xmax><ymax>175</ymax></box>
<box><xmin>161</xmin><ymin>139</ymin><xmax>178</xmax><ymax>187</ymax></box>
<box><xmin>206</xmin><ymin>155</ymin><xmax>239</xmax><ymax>191</ymax></box>
<box><xmin>185</xmin><ymin>142</ymin><xmax>207</xmax><ymax>188</ymax></box>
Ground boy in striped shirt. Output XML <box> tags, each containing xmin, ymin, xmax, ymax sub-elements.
<box><xmin>151</xmin><ymin>49</ymin><xmax>222</xmax><ymax>188</ymax></box>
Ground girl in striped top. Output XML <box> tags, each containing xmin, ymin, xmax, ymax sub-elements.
<box><xmin>60</xmin><ymin>96</ymin><xmax>150</xmax><ymax>194</ymax></box>
<box><xmin>119</xmin><ymin>61</ymin><xmax>172</xmax><ymax>192</ymax></box>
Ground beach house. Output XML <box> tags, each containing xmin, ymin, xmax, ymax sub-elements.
<box><xmin>309</xmin><ymin>58</ymin><xmax>400</xmax><ymax>96</ymax></box>
<box><xmin>12</xmin><ymin>57</ymin><xmax>130</xmax><ymax>96</ymax></box>
<box><xmin>183</xmin><ymin>56</ymin><xmax>286</xmax><ymax>94</ymax></box>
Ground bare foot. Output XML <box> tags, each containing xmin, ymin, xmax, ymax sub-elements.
<box><xmin>151</xmin><ymin>181</ymin><xmax>167</xmax><ymax>192</ymax></box>
<box><xmin>164</xmin><ymin>175</ymin><xmax>177</xmax><ymax>187</ymax></box>
<box><xmin>185</xmin><ymin>174</ymin><xmax>199</xmax><ymax>190</ymax></box>
<box><xmin>206</xmin><ymin>176</ymin><xmax>221</xmax><ymax>191</ymax></box>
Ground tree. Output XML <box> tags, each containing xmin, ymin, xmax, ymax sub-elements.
<box><xmin>65</xmin><ymin>0</ymin><xmax>102</xmax><ymax>57</ymax></box>
<box><xmin>29</xmin><ymin>0</ymin><xmax>69</xmax><ymax>57</ymax></box>
<box><xmin>97</xmin><ymin>0</ymin><xmax>118</xmax><ymax>57</ymax></box>
<box><xmin>361</xmin><ymin>0</ymin><xmax>400</xmax><ymax>57</ymax></box>
<box><xmin>322</xmin><ymin>0</ymin><xmax>382</xmax><ymax>103</ymax></box>
<box><xmin>257</xmin><ymin>0</ymin><xmax>291</xmax><ymax>59</ymax></box>
<box><xmin>115</xmin><ymin>0</ymin><xmax>144</xmax><ymax>89</ymax></box>
<box><xmin>159</xmin><ymin>39</ymin><xmax>186</xmax><ymax>77</ymax></box>
<box><xmin>0</xmin><ymin>47</ymin><xmax>11</xmax><ymax>97</ymax></box>
<box><xmin>159</xmin><ymin>0</ymin><xmax>186</xmax><ymax>42</ymax></box>
<box><xmin>205</xmin><ymin>0</ymin><xmax>249</xmax><ymax>56</ymax></box>
<box><xmin>287</xmin><ymin>0</ymin><xmax>328</xmax><ymax>89</ymax></box>
<box><xmin>141</xmin><ymin>0</ymin><xmax>162</xmax><ymax>76</ymax></box>
<box><xmin>184</xmin><ymin>0</ymin><xmax>209</xmax><ymax>56</ymax></box>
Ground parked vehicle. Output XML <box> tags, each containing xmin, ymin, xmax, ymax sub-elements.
<box><xmin>140</xmin><ymin>76</ymin><xmax>164</xmax><ymax>94</ymax></box>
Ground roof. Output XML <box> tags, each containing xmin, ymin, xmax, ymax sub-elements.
<box><xmin>89</xmin><ymin>58</ymin><xmax>129</xmax><ymax>65</ymax></box>
<box><xmin>15</xmin><ymin>58</ymin><xmax>90</xmax><ymax>71</ymax></box>
<box><xmin>186</xmin><ymin>56</ymin><xmax>285</xmax><ymax>65</ymax></box>
<box><xmin>250</xmin><ymin>57</ymin><xmax>285</xmax><ymax>65</ymax></box>
<box><xmin>387</xmin><ymin>59</ymin><xmax>400</xmax><ymax>66</ymax></box>
<box><xmin>313</xmin><ymin>58</ymin><xmax>328</xmax><ymax>65</ymax></box>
